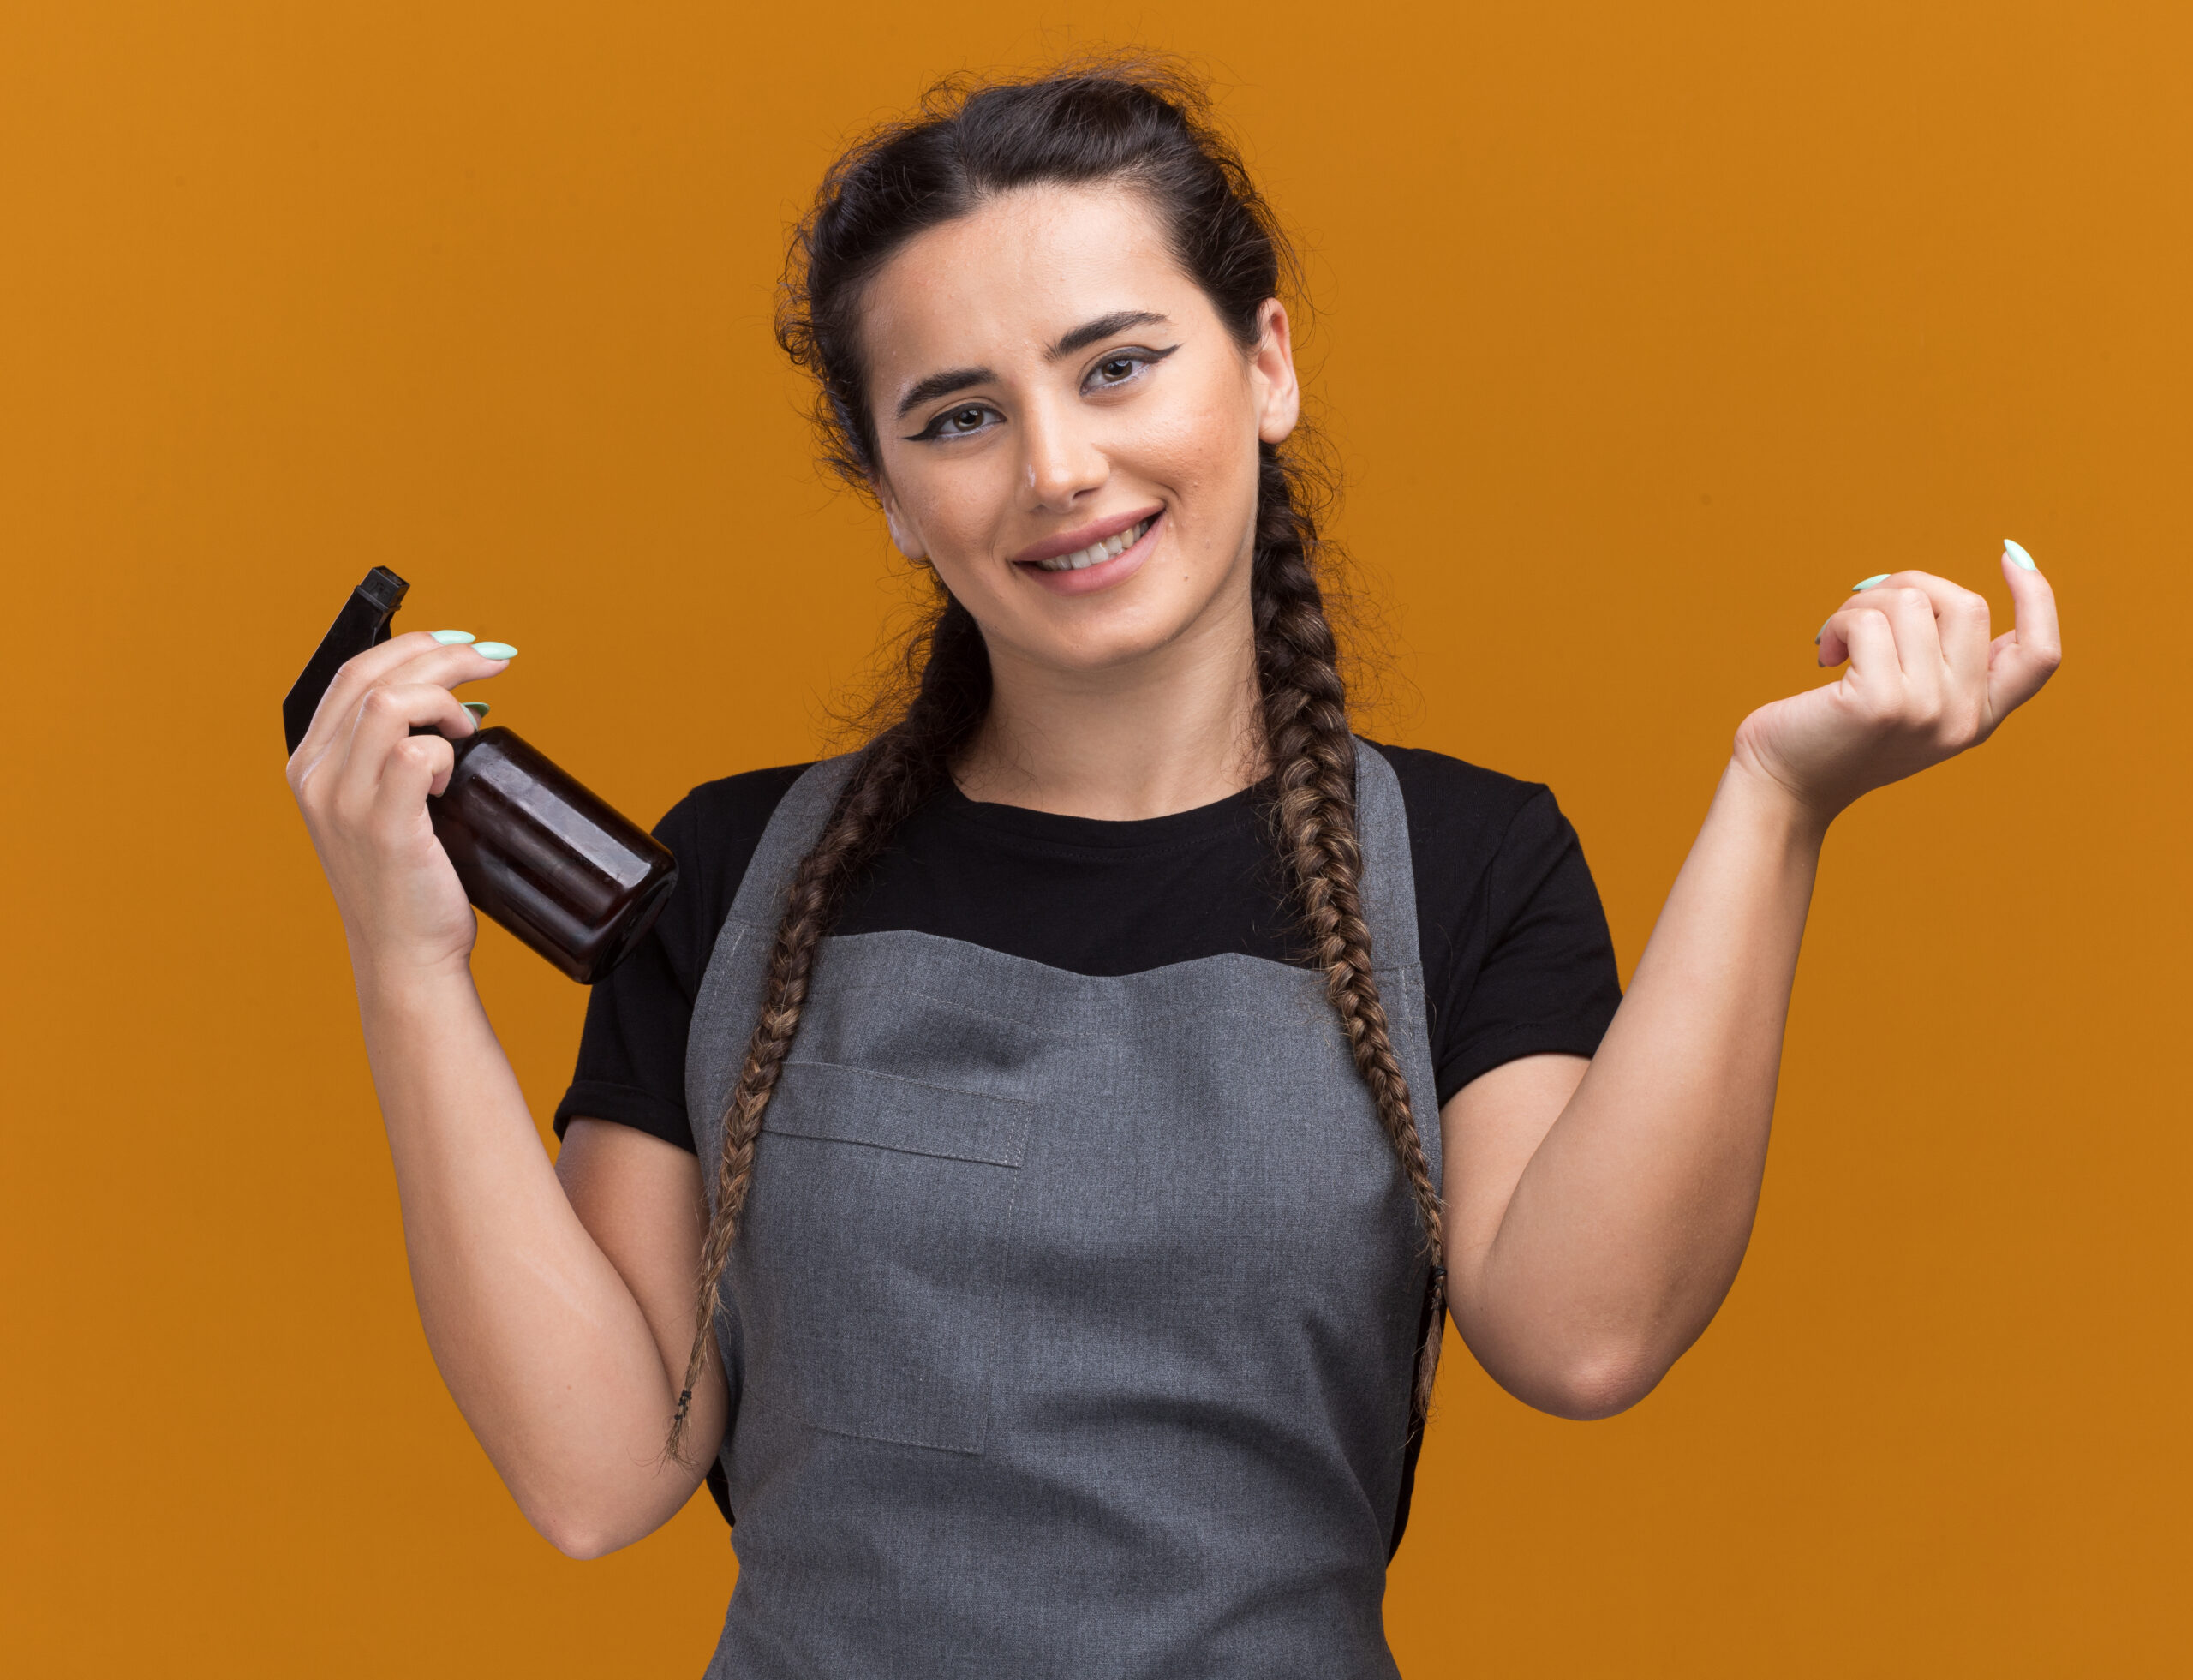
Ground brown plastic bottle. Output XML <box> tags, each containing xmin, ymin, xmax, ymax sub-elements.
<box><xmin>427</xmin><ymin>724</ymin><xmax>678</xmax><ymax>983</ymax></box>
<box><xmin>284</xmin><ymin>567</ymin><xmax>678</xmax><ymax>984</ymax></box>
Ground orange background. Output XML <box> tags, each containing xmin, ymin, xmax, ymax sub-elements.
<box><xmin>4</xmin><ymin>3</ymin><xmax>2186</xmax><ymax>1674</ymax></box>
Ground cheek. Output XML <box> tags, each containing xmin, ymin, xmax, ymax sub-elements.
<box><xmin>1131</xmin><ymin>390</ymin><xmax>1262</xmax><ymax>547</ymax></box>
<box><xmin>886</xmin><ymin>451</ymin><xmax>1014</xmax><ymax>562</ymax></box>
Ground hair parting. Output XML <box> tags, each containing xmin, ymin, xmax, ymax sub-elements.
<box><xmin>667</xmin><ymin>59</ymin><xmax>1443</xmax><ymax>1467</ymax></box>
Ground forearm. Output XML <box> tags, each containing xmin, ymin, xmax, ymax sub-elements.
<box><xmin>1455</xmin><ymin>759</ymin><xmax>1824</xmax><ymax>1414</ymax></box>
<box><xmin>355</xmin><ymin>961</ymin><xmax>707</xmax><ymax>1551</ymax></box>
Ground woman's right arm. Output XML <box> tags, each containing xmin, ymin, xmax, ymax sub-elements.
<box><xmin>289</xmin><ymin>631</ymin><xmax>728</xmax><ymax>1557</ymax></box>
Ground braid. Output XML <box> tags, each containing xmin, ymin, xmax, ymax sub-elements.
<box><xmin>666</xmin><ymin>596</ymin><xmax>988</xmax><ymax>1462</ymax></box>
<box><xmin>1252</xmin><ymin>443</ymin><xmax>1449</xmax><ymax>1429</ymax></box>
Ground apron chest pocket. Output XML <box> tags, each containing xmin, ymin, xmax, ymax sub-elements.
<box><xmin>733</xmin><ymin>991</ymin><xmax>1044</xmax><ymax>1456</ymax></box>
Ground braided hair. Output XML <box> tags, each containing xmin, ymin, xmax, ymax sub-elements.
<box><xmin>667</xmin><ymin>62</ymin><xmax>1445</xmax><ymax>1461</ymax></box>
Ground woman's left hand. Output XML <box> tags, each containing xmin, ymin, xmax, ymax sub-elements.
<box><xmin>1731</xmin><ymin>545</ymin><xmax>2063</xmax><ymax>827</ymax></box>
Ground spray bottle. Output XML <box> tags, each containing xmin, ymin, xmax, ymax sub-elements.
<box><xmin>284</xmin><ymin>567</ymin><xmax>677</xmax><ymax>983</ymax></box>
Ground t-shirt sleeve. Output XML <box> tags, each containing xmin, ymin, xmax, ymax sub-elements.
<box><xmin>553</xmin><ymin>764</ymin><xmax>809</xmax><ymax>1153</ymax></box>
<box><xmin>1431</xmin><ymin>787</ymin><xmax>1622</xmax><ymax>1104</ymax></box>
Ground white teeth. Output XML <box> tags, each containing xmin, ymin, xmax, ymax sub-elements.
<box><xmin>1035</xmin><ymin>518</ymin><xmax>1150</xmax><ymax>571</ymax></box>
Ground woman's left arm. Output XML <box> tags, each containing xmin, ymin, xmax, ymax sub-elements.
<box><xmin>1443</xmin><ymin>553</ymin><xmax>2062</xmax><ymax>1420</ymax></box>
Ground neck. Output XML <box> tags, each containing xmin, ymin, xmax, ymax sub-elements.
<box><xmin>953</xmin><ymin>593</ymin><xmax>1265</xmax><ymax>821</ymax></box>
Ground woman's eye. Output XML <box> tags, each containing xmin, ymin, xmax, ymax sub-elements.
<box><xmin>911</xmin><ymin>403</ymin><xmax>1000</xmax><ymax>441</ymax></box>
<box><xmin>1083</xmin><ymin>344</ymin><xmax>1176</xmax><ymax>393</ymax></box>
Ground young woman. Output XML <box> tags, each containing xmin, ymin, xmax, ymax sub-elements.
<box><xmin>288</xmin><ymin>66</ymin><xmax>2061</xmax><ymax>1678</ymax></box>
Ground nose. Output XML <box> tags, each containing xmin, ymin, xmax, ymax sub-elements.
<box><xmin>1019</xmin><ymin>392</ymin><xmax>1108</xmax><ymax>513</ymax></box>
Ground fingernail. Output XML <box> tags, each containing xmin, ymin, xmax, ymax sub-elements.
<box><xmin>462</xmin><ymin>702</ymin><xmax>491</xmax><ymax>723</ymax></box>
<box><xmin>1814</xmin><ymin>616</ymin><xmax>1832</xmax><ymax>643</ymax></box>
<box><xmin>2004</xmin><ymin>538</ymin><xmax>2037</xmax><ymax>571</ymax></box>
<box><xmin>431</xmin><ymin>629</ymin><xmax>475</xmax><ymax>644</ymax></box>
<box><xmin>1851</xmin><ymin>575</ymin><xmax>1890</xmax><ymax>591</ymax></box>
<box><xmin>473</xmin><ymin>641</ymin><xmax>517</xmax><ymax>659</ymax></box>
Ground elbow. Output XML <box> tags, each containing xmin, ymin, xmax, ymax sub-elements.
<box><xmin>541</xmin><ymin>1522</ymin><xmax>621</xmax><ymax>1563</ymax></box>
<box><xmin>524</xmin><ymin>1496</ymin><xmax>636</xmax><ymax>1562</ymax></box>
<box><xmin>535</xmin><ymin>1515</ymin><xmax>625</xmax><ymax>1562</ymax></box>
<box><xmin>503</xmin><ymin>1436</ymin><xmax>707</xmax><ymax>1560</ymax></box>
<box><xmin>1528</xmin><ymin>1346</ymin><xmax>1670</xmax><ymax>1421</ymax></box>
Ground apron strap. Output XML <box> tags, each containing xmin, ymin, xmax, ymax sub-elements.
<box><xmin>726</xmin><ymin>753</ymin><xmax>862</xmax><ymax>929</ymax></box>
<box><xmin>691</xmin><ymin>750</ymin><xmax>861</xmax><ymax>1172</ymax></box>
<box><xmin>1350</xmin><ymin>737</ymin><xmax>1444</xmax><ymax>1560</ymax></box>
<box><xmin>1349</xmin><ymin>738</ymin><xmax>1420</xmax><ymax>972</ymax></box>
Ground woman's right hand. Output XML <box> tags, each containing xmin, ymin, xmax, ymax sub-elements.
<box><xmin>286</xmin><ymin>631</ymin><xmax>515</xmax><ymax>981</ymax></box>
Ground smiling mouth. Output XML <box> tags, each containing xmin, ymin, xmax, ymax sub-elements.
<box><xmin>1030</xmin><ymin>517</ymin><xmax>1154</xmax><ymax>572</ymax></box>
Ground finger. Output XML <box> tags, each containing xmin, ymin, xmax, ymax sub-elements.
<box><xmin>370</xmin><ymin>638</ymin><xmax>516</xmax><ymax>702</ymax></box>
<box><xmin>1815</xmin><ymin>601</ymin><xmax>1862</xmax><ymax>668</ymax></box>
<box><xmin>1837</xmin><ymin>600</ymin><xmax>1903</xmax><ymax>714</ymax></box>
<box><xmin>329</xmin><ymin>680</ymin><xmax>479</xmax><ymax>821</ymax></box>
<box><xmin>292</xmin><ymin>630</ymin><xmax>511</xmax><ymax>768</ymax></box>
<box><xmin>1815</xmin><ymin>574</ymin><xmax>1900</xmax><ymax>669</ymax></box>
<box><xmin>1875</xmin><ymin>585</ymin><xmax>1946</xmax><ymax>716</ymax></box>
<box><xmin>1870</xmin><ymin>569</ymin><xmax>1993</xmax><ymax>692</ymax></box>
<box><xmin>374</xmin><ymin>728</ymin><xmax>459</xmax><ymax>821</ymax></box>
<box><xmin>291</xmin><ymin>630</ymin><xmax>451</xmax><ymax>764</ymax></box>
<box><xmin>1815</xmin><ymin>607</ymin><xmax>1848</xmax><ymax>668</ymax></box>
<box><xmin>1817</xmin><ymin>575</ymin><xmax>1909</xmax><ymax>677</ymax></box>
<box><xmin>1989</xmin><ymin>541</ymin><xmax>2063</xmax><ymax>719</ymax></box>
<box><xmin>294</xmin><ymin>638</ymin><xmax>511</xmax><ymax>795</ymax></box>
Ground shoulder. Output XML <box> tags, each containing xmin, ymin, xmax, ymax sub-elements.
<box><xmin>1366</xmin><ymin>744</ymin><xmax>1621</xmax><ymax>1104</ymax></box>
<box><xmin>1362</xmin><ymin>739</ymin><xmax>1568</xmax><ymax>864</ymax></box>
<box><xmin>1364</xmin><ymin>738</ymin><xmax>1601</xmax><ymax>937</ymax></box>
<box><xmin>655</xmin><ymin>762</ymin><xmax>816</xmax><ymax>860</ymax></box>
<box><xmin>642</xmin><ymin>762</ymin><xmax>816</xmax><ymax>989</ymax></box>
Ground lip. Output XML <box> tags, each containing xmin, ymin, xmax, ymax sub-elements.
<box><xmin>1009</xmin><ymin>505</ymin><xmax>1166</xmax><ymax>568</ymax></box>
<box><xmin>1013</xmin><ymin>508</ymin><xmax>1164</xmax><ymax>598</ymax></box>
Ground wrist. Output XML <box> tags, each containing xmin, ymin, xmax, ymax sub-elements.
<box><xmin>1718</xmin><ymin>750</ymin><xmax>1834</xmax><ymax>856</ymax></box>
<box><xmin>350</xmin><ymin>941</ymin><xmax>479</xmax><ymax>1019</ymax></box>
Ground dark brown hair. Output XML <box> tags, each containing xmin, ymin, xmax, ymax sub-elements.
<box><xmin>667</xmin><ymin>61</ymin><xmax>1445</xmax><ymax>1461</ymax></box>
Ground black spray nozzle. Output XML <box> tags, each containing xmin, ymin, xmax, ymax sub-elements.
<box><xmin>283</xmin><ymin>566</ymin><xmax>410</xmax><ymax>755</ymax></box>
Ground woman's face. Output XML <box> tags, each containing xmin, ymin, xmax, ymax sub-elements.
<box><xmin>859</xmin><ymin>184</ymin><xmax>1299</xmax><ymax>679</ymax></box>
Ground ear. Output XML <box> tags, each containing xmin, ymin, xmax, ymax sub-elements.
<box><xmin>1249</xmin><ymin>298</ymin><xmax>1300</xmax><ymax>446</ymax></box>
<box><xmin>874</xmin><ymin>479</ymin><xmax>927</xmax><ymax>562</ymax></box>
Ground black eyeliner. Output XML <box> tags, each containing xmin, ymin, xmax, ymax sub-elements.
<box><xmin>1091</xmin><ymin>343</ymin><xmax>1180</xmax><ymax>375</ymax></box>
<box><xmin>900</xmin><ymin>402</ymin><xmax>1000</xmax><ymax>443</ymax></box>
<box><xmin>900</xmin><ymin>344</ymin><xmax>1184</xmax><ymax>440</ymax></box>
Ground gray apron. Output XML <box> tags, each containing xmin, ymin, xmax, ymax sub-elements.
<box><xmin>685</xmin><ymin>739</ymin><xmax>1441</xmax><ymax>1678</ymax></box>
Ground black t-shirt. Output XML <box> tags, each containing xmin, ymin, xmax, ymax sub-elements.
<box><xmin>555</xmin><ymin>742</ymin><xmax>1622</xmax><ymax>1147</ymax></box>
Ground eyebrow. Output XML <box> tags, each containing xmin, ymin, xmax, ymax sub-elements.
<box><xmin>892</xmin><ymin>310</ymin><xmax>1174</xmax><ymax>422</ymax></box>
<box><xmin>1047</xmin><ymin>309</ymin><xmax>1170</xmax><ymax>360</ymax></box>
<box><xmin>895</xmin><ymin>366</ymin><xmax>993</xmax><ymax>422</ymax></box>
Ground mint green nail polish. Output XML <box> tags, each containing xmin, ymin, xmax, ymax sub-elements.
<box><xmin>1814</xmin><ymin>616</ymin><xmax>1831</xmax><ymax>643</ymax></box>
<box><xmin>1851</xmin><ymin>574</ymin><xmax>1890</xmax><ymax>591</ymax></box>
<box><xmin>2004</xmin><ymin>538</ymin><xmax>2037</xmax><ymax>571</ymax></box>
<box><xmin>473</xmin><ymin>641</ymin><xmax>517</xmax><ymax>659</ymax></box>
<box><xmin>462</xmin><ymin>702</ymin><xmax>491</xmax><ymax>722</ymax></box>
<box><xmin>431</xmin><ymin>629</ymin><xmax>475</xmax><ymax>644</ymax></box>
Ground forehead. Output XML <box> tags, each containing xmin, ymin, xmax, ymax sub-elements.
<box><xmin>859</xmin><ymin>184</ymin><xmax>1198</xmax><ymax>386</ymax></box>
